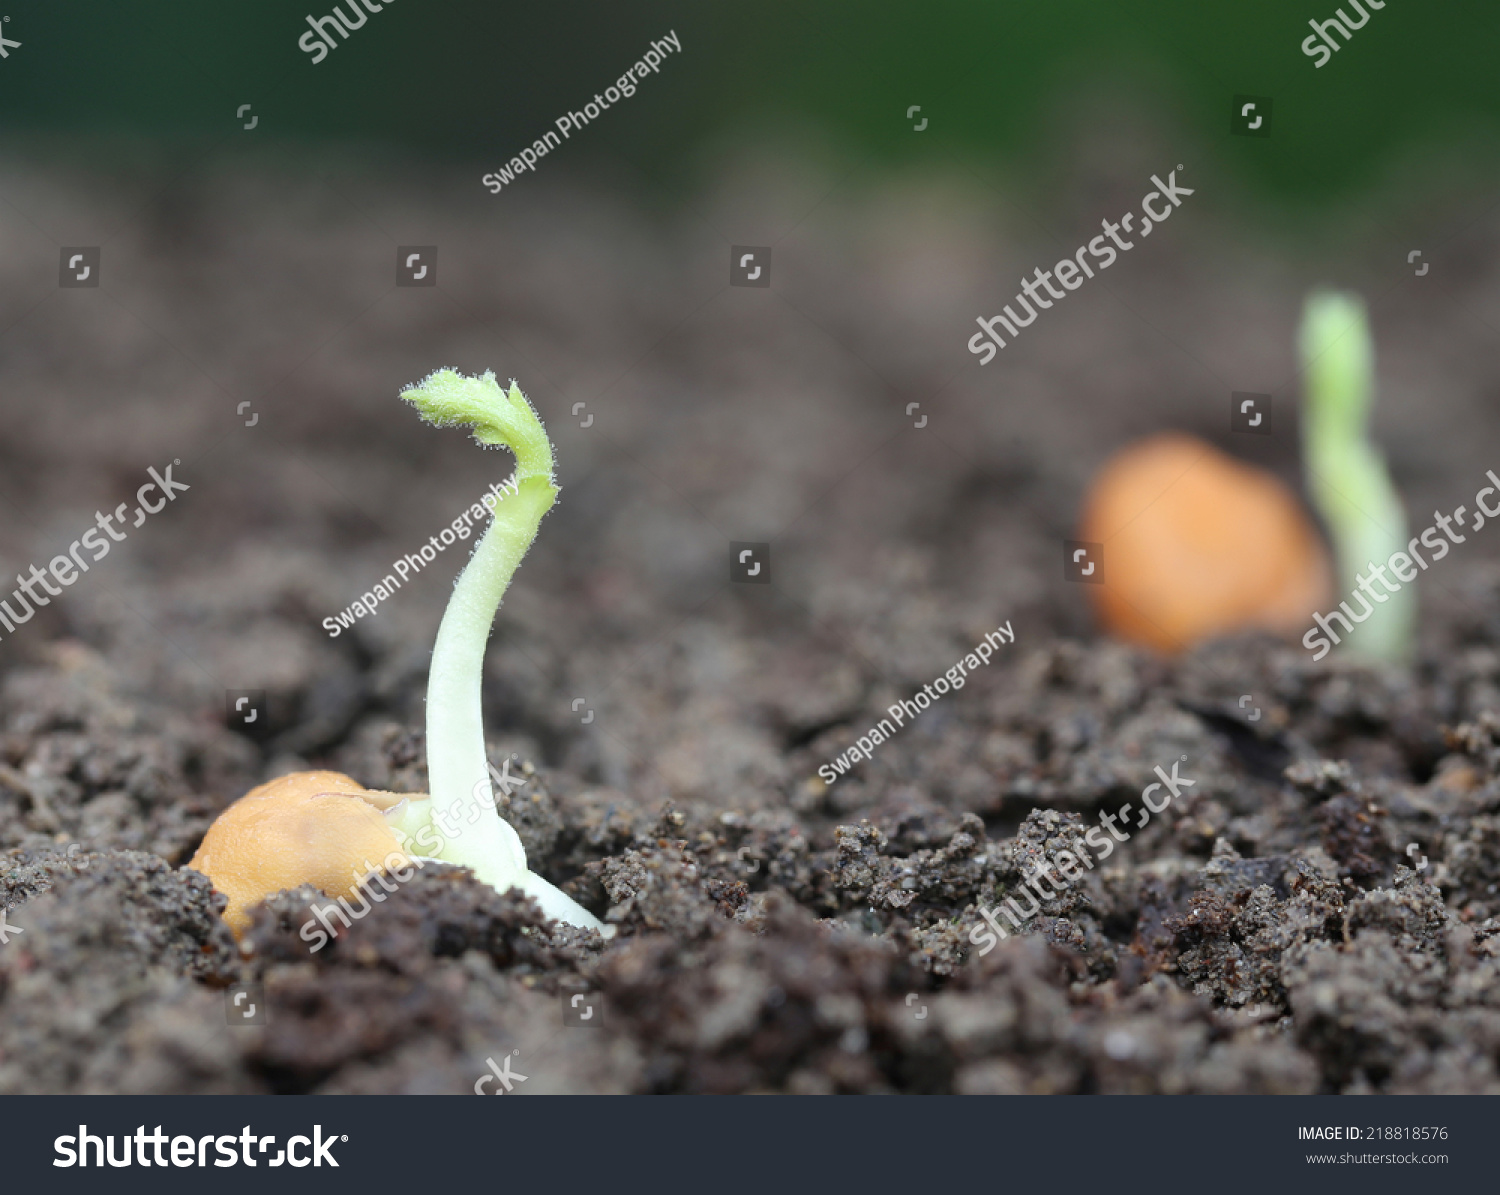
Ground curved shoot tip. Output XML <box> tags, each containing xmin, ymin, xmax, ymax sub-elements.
<box><xmin>400</xmin><ymin>368</ymin><xmax>554</xmax><ymax>483</ymax></box>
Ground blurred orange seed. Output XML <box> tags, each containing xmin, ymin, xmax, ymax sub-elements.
<box><xmin>1077</xmin><ymin>433</ymin><xmax>1333</xmax><ymax>654</ymax></box>
<box><xmin>188</xmin><ymin>770</ymin><xmax>411</xmax><ymax>934</ymax></box>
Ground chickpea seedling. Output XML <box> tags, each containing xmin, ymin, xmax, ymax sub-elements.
<box><xmin>191</xmin><ymin>370</ymin><xmax>606</xmax><ymax>935</ymax></box>
<box><xmin>1300</xmin><ymin>291</ymin><xmax>1413</xmax><ymax>662</ymax></box>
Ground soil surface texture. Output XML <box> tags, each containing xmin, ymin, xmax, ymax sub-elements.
<box><xmin>2</xmin><ymin>151</ymin><xmax>1499</xmax><ymax>1093</ymax></box>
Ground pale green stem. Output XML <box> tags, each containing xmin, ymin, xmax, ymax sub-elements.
<box><xmin>1300</xmin><ymin>291</ymin><xmax>1413</xmax><ymax>662</ymax></box>
<box><xmin>398</xmin><ymin>369</ymin><xmax>604</xmax><ymax>931</ymax></box>
<box><xmin>425</xmin><ymin>474</ymin><xmax>555</xmax><ymax>877</ymax></box>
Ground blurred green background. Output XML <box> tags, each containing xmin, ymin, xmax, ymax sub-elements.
<box><xmin>1</xmin><ymin>0</ymin><xmax>1496</xmax><ymax>202</ymax></box>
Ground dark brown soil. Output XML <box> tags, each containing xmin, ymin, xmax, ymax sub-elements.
<box><xmin>2</xmin><ymin>146</ymin><xmax>1500</xmax><ymax>1093</ymax></box>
